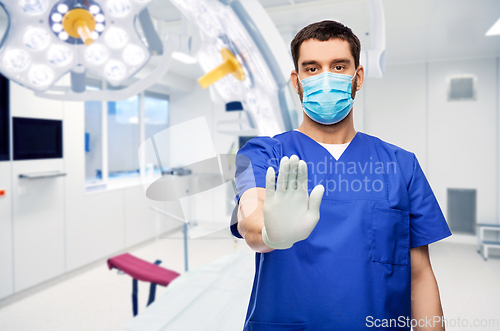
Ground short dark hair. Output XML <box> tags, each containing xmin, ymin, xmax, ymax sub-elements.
<box><xmin>290</xmin><ymin>20</ymin><xmax>361</xmax><ymax>72</ymax></box>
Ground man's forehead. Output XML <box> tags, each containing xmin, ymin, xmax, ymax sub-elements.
<box><xmin>299</xmin><ymin>38</ymin><xmax>352</xmax><ymax>64</ymax></box>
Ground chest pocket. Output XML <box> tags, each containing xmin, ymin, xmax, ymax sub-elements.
<box><xmin>370</xmin><ymin>207</ymin><xmax>410</xmax><ymax>266</ymax></box>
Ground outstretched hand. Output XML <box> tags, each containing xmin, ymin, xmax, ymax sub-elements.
<box><xmin>261</xmin><ymin>155</ymin><xmax>325</xmax><ymax>250</ymax></box>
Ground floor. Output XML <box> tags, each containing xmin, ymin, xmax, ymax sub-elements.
<box><xmin>0</xmin><ymin>233</ymin><xmax>498</xmax><ymax>331</ymax></box>
<box><xmin>430</xmin><ymin>242</ymin><xmax>500</xmax><ymax>331</ymax></box>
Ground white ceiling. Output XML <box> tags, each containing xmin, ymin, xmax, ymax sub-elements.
<box><xmin>149</xmin><ymin>0</ymin><xmax>500</xmax><ymax>66</ymax></box>
<box><xmin>1</xmin><ymin>0</ymin><xmax>499</xmax><ymax>82</ymax></box>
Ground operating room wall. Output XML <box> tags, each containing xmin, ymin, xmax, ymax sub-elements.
<box><xmin>9</xmin><ymin>83</ymin><xmax>66</xmax><ymax>292</ymax></box>
<box><xmin>168</xmin><ymin>84</ymin><xmax>240</xmax><ymax>233</ymax></box>
<box><xmin>364</xmin><ymin>58</ymin><xmax>499</xmax><ymax>240</ymax></box>
<box><xmin>107</xmin><ymin>115</ymin><xmax>140</xmax><ymax>174</ymax></box>
<box><xmin>170</xmin><ymin>85</ymin><xmax>217</xmax><ymax>227</ymax></box>
<box><xmin>365</xmin><ymin>63</ymin><xmax>428</xmax><ymax>166</ymax></box>
<box><xmin>62</xmin><ymin>90</ymin><xmax>181</xmax><ymax>273</ymax></box>
<box><xmin>0</xmin><ymin>82</ymin><xmax>179</xmax><ymax>300</ymax></box>
<box><xmin>0</xmin><ymin>162</ymin><xmax>13</xmax><ymax>299</ymax></box>
<box><xmin>84</xmin><ymin>101</ymin><xmax>102</xmax><ymax>180</ymax></box>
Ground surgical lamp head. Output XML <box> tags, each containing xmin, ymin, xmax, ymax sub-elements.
<box><xmin>0</xmin><ymin>0</ymin><xmax>153</xmax><ymax>92</ymax></box>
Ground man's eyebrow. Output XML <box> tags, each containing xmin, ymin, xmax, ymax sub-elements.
<box><xmin>300</xmin><ymin>60</ymin><xmax>320</xmax><ymax>67</ymax></box>
<box><xmin>330</xmin><ymin>58</ymin><xmax>351</xmax><ymax>64</ymax></box>
<box><xmin>300</xmin><ymin>58</ymin><xmax>352</xmax><ymax>67</ymax></box>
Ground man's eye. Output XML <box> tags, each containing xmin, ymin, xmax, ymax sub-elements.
<box><xmin>335</xmin><ymin>66</ymin><xmax>343</xmax><ymax>71</ymax></box>
<box><xmin>308</xmin><ymin>68</ymin><xmax>317</xmax><ymax>73</ymax></box>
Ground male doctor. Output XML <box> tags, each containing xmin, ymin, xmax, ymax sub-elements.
<box><xmin>230</xmin><ymin>20</ymin><xmax>451</xmax><ymax>330</ymax></box>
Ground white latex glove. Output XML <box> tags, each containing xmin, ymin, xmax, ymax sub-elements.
<box><xmin>261</xmin><ymin>155</ymin><xmax>325</xmax><ymax>250</ymax></box>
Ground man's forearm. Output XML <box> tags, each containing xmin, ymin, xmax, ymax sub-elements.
<box><xmin>411</xmin><ymin>247</ymin><xmax>445</xmax><ymax>331</ymax></box>
<box><xmin>237</xmin><ymin>188</ymin><xmax>274</xmax><ymax>253</ymax></box>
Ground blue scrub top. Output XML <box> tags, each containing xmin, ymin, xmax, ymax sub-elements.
<box><xmin>230</xmin><ymin>130</ymin><xmax>452</xmax><ymax>331</ymax></box>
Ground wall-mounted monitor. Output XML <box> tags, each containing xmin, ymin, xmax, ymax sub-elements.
<box><xmin>0</xmin><ymin>73</ymin><xmax>8</xmax><ymax>161</ymax></box>
<box><xmin>13</xmin><ymin>117</ymin><xmax>63</xmax><ymax>160</ymax></box>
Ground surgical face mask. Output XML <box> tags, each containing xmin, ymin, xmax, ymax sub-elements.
<box><xmin>299</xmin><ymin>70</ymin><xmax>357</xmax><ymax>125</ymax></box>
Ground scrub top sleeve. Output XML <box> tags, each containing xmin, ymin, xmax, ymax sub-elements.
<box><xmin>408</xmin><ymin>154</ymin><xmax>452</xmax><ymax>248</ymax></box>
<box><xmin>229</xmin><ymin>137</ymin><xmax>282</xmax><ymax>239</ymax></box>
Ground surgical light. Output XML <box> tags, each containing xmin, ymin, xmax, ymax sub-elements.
<box><xmin>20</xmin><ymin>0</ymin><xmax>48</xmax><ymax>15</ymax></box>
<box><xmin>57</xmin><ymin>4</ymin><xmax>68</xmax><ymax>13</ymax></box>
<box><xmin>3</xmin><ymin>49</ymin><xmax>30</xmax><ymax>71</ymax></box>
<box><xmin>486</xmin><ymin>18</ymin><xmax>500</xmax><ymax>36</ymax></box>
<box><xmin>95</xmin><ymin>23</ymin><xmax>105</xmax><ymax>32</ymax></box>
<box><xmin>89</xmin><ymin>5</ymin><xmax>100</xmax><ymax>14</ymax></box>
<box><xmin>105</xmin><ymin>59</ymin><xmax>127</xmax><ymax>81</ymax></box>
<box><xmin>23</xmin><ymin>28</ymin><xmax>51</xmax><ymax>51</ymax></box>
<box><xmin>105</xmin><ymin>27</ymin><xmax>129</xmax><ymax>49</ymax></box>
<box><xmin>29</xmin><ymin>64</ymin><xmax>54</xmax><ymax>86</ymax></box>
<box><xmin>171</xmin><ymin>0</ymin><xmax>287</xmax><ymax>135</ymax></box>
<box><xmin>47</xmin><ymin>45</ymin><xmax>73</xmax><ymax>66</ymax></box>
<box><xmin>0</xmin><ymin>0</ymin><xmax>154</xmax><ymax>94</ymax></box>
<box><xmin>106</xmin><ymin>0</ymin><xmax>131</xmax><ymax>17</ymax></box>
<box><xmin>123</xmin><ymin>44</ymin><xmax>145</xmax><ymax>65</ymax></box>
<box><xmin>52</xmin><ymin>23</ymin><xmax>63</xmax><ymax>33</ymax></box>
<box><xmin>95</xmin><ymin>13</ymin><xmax>105</xmax><ymax>22</ymax></box>
<box><xmin>84</xmin><ymin>44</ymin><xmax>109</xmax><ymax>64</ymax></box>
<box><xmin>58</xmin><ymin>31</ymin><xmax>69</xmax><ymax>41</ymax></box>
<box><xmin>51</xmin><ymin>13</ymin><xmax>62</xmax><ymax>22</ymax></box>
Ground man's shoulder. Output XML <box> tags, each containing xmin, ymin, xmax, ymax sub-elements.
<box><xmin>360</xmin><ymin>132</ymin><xmax>414</xmax><ymax>156</ymax></box>
<box><xmin>242</xmin><ymin>130</ymin><xmax>294</xmax><ymax>147</ymax></box>
<box><xmin>360</xmin><ymin>133</ymin><xmax>418</xmax><ymax>186</ymax></box>
<box><xmin>237</xmin><ymin>132</ymin><xmax>290</xmax><ymax>156</ymax></box>
<box><xmin>272</xmin><ymin>129</ymin><xmax>296</xmax><ymax>140</ymax></box>
<box><xmin>359</xmin><ymin>132</ymin><xmax>416</xmax><ymax>168</ymax></box>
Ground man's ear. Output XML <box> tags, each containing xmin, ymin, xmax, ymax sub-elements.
<box><xmin>355</xmin><ymin>65</ymin><xmax>365</xmax><ymax>91</ymax></box>
<box><xmin>290</xmin><ymin>70</ymin><xmax>300</xmax><ymax>94</ymax></box>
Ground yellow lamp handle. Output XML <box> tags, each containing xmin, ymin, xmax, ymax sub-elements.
<box><xmin>62</xmin><ymin>8</ymin><xmax>96</xmax><ymax>46</ymax></box>
<box><xmin>74</xmin><ymin>20</ymin><xmax>94</xmax><ymax>46</ymax></box>
<box><xmin>198</xmin><ymin>48</ymin><xmax>245</xmax><ymax>89</ymax></box>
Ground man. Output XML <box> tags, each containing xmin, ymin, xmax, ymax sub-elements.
<box><xmin>230</xmin><ymin>20</ymin><xmax>451</xmax><ymax>330</ymax></box>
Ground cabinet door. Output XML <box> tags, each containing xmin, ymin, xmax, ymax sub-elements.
<box><xmin>13</xmin><ymin>159</ymin><xmax>65</xmax><ymax>292</ymax></box>
<box><xmin>0</xmin><ymin>162</ymin><xmax>13</xmax><ymax>299</ymax></box>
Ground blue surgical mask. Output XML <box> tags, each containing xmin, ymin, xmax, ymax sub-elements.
<box><xmin>299</xmin><ymin>70</ymin><xmax>357</xmax><ymax>125</ymax></box>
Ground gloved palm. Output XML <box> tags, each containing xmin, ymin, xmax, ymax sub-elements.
<box><xmin>262</xmin><ymin>155</ymin><xmax>325</xmax><ymax>250</ymax></box>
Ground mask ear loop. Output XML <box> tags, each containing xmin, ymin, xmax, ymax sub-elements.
<box><xmin>348</xmin><ymin>67</ymin><xmax>359</xmax><ymax>107</ymax></box>
<box><xmin>351</xmin><ymin>68</ymin><xmax>358</xmax><ymax>82</ymax></box>
<box><xmin>350</xmin><ymin>68</ymin><xmax>359</xmax><ymax>100</ymax></box>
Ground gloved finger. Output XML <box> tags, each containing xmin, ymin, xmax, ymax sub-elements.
<box><xmin>308</xmin><ymin>184</ymin><xmax>325</xmax><ymax>219</ymax></box>
<box><xmin>276</xmin><ymin>156</ymin><xmax>289</xmax><ymax>193</ymax></box>
<box><xmin>265</xmin><ymin>166</ymin><xmax>276</xmax><ymax>200</ymax></box>
<box><xmin>288</xmin><ymin>155</ymin><xmax>299</xmax><ymax>191</ymax></box>
<box><xmin>296</xmin><ymin>160</ymin><xmax>308</xmax><ymax>194</ymax></box>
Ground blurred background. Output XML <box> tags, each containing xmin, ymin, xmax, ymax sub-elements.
<box><xmin>0</xmin><ymin>0</ymin><xmax>499</xmax><ymax>330</ymax></box>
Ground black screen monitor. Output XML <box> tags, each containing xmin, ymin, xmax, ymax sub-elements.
<box><xmin>0</xmin><ymin>73</ymin><xmax>8</xmax><ymax>161</ymax></box>
<box><xmin>13</xmin><ymin>117</ymin><xmax>63</xmax><ymax>160</ymax></box>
